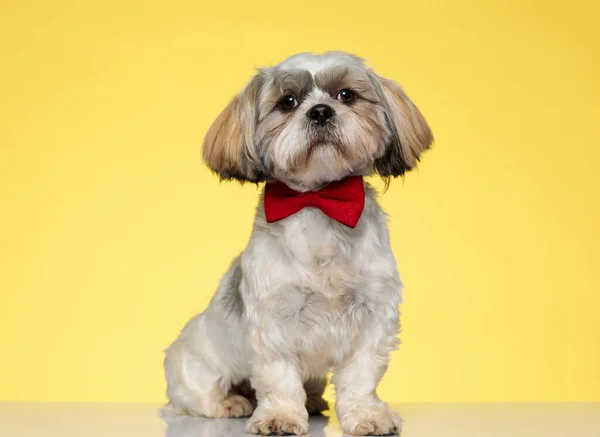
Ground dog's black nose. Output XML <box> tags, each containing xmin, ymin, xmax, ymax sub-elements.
<box><xmin>307</xmin><ymin>104</ymin><xmax>335</xmax><ymax>125</ymax></box>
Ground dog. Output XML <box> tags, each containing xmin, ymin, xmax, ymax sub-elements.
<box><xmin>163</xmin><ymin>51</ymin><xmax>433</xmax><ymax>436</ymax></box>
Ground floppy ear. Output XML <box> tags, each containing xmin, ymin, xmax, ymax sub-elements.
<box><xmin>202</xmin><ymin>72</ymin><xmax>269</xmax><ymax>183</ymax></box>
<box><xmin>370</xmin><ymin>74</ymin><xmax>434</xmax><ymax>177</ymax></box>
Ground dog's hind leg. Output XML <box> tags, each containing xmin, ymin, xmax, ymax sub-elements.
<box><xmin>163</xmin><ymin>330</ymin><xmax>253</xmax><ymax>418</ymax></box>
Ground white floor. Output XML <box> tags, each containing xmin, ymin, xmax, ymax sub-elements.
<box><xmin>0</xmin><ymin>403</ymin><xmax>599</xmax><ymax>436</ymax></box>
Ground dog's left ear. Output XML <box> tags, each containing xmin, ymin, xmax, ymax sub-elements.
<box><xmin>370</xmin><ymin>74</ymin><xmax>434</xmax><ymax>177</ymax></box>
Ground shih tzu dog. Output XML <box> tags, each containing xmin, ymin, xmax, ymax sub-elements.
<box><xmin>163</xmin><ymin>51</ymin><xmax>433</xmax><ymax>436</ymax></box>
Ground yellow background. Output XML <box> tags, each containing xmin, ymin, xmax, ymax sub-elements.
<box><xmin>1</xmin><ymin>0</ymin><xmax>599</xmax><ymax>403</ymax></box>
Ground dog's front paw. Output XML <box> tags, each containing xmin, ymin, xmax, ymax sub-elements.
<box><xmin>339</xmin><ymin>406</ymin><xmax>402</xmax><ymax>436</ymax></box>
<box><xmin>246</xmin><ymin>408</ymin><xmax>309</xmax><ymax>435</ymax></box>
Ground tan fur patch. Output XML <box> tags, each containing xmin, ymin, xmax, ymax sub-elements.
<box><xmin>202</xmin><ymin>74</ymin><xmax>267</xmax><ymax>182</ymax></box>
<box><xmin>380</xmin><ymin>77</ymin><xmax>434</xmax><ymax>168</ymax></box>
<box><xmin>203</xmin><ymin>96</ymin><xmax>241</xmax><ymax>172</ymax></box>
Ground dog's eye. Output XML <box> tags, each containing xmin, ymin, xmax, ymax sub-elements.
<box><xmin>336</xmin><ymin>89</ymin><xmax>356</xmax><ymax>103</ymax></box>
<box><xmin>278</xmin><ymin>95</ymin><xmax>299</xmax><ymax>110</ymax></box>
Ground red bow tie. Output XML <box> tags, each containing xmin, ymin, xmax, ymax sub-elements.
<box><xmin>264</xmin><ymin>176</ymin><xmax>365</xmax><ymax>228</ymax></box>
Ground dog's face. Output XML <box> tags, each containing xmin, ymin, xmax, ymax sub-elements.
<box><xmin>203</xmin><ymin>52</ymin><xmax>433</xmax><ymax>191</ymax></box>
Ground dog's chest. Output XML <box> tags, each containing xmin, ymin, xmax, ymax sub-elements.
<box><xmin>282</xmin><ymin>210</ymin><xmax>366</xmax><ymax>299</ymax></box>
<box><xmin>247</xmin><ymin>200</ymin><xmax>396</xmax><ymax>368</ymax></box>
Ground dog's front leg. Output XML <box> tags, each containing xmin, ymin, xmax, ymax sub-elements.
<box><xmin>245</xmin><ymin>356</ymin><xmax>309</xmax><ymax>435</ymax></box>
<box><xmin>332</xmin><ymin>336</ymin><xmax>402</xmax><ymax>436</ymax></box>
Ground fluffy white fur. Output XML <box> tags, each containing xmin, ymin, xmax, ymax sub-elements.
<box><xmin>164</xmin><ymin>51</ymin><xmax>433</xmax><ymax>436</ymax></box>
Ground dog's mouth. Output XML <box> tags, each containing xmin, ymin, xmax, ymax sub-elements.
<box><xmin>306</xmin><ymin>124</ymin><xmax>342</xmax><ymax>147</ymax></box>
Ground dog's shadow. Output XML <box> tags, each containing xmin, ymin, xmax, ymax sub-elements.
<box><xmin>161</xmin><ymin>413</ymin><xmax>335</xmax><ymax>437</ymax></box>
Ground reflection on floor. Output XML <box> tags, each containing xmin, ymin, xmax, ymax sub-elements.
<box><xmin>1</xmin><ymin>403</ymin><xmax>599</xmax><ymax>437</ymax></box>
<box><xmin>164</xmin><ymin>414</ymin><xmax>331</xmax><ymax>437</ymax></box>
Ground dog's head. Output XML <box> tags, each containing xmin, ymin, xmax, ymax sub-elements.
<box><xmin>203</xmin><ymin>51</ymin><xmax>433</xmax><ymax>191</ymax></box>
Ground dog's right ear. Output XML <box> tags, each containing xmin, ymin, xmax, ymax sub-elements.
<box><xmin>202</xmin><ymin>72</ymin><xmax>269</xmax><ymax>183</ymax></box>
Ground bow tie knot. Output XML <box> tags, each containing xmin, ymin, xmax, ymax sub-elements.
<box><xmin>300</xmin><ymin>191</ymin><xmax>320</xmax><ymax>208</ymax></box>
<box><xmin>264</xmin><ymin>176</ymin><xmax>365</xmax><ymax>228</ymax></box>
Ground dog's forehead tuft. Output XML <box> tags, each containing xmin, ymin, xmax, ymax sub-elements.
<box><xmin>275</xmin><ymin>51</ymin><xmax>365</xmax><ymax>76</ymax></box>
<box><xmin>268</xmin><ymin>69</ymin><xmax>314</xmax><ymax>95</ymax></box>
